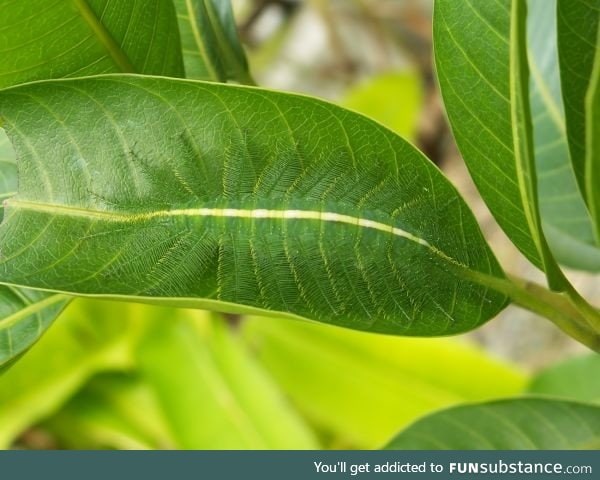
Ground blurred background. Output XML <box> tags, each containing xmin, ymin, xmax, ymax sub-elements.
<box><xmin>3</xmin><ymin>0</ymin><xmax>599</xmax><ymax>450</ymax></box>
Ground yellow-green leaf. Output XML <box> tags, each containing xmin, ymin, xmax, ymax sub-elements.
<box><xmin>242</xmin><ymin>316</ymin><xmax>527</xmax><ymax>448</ymax></box>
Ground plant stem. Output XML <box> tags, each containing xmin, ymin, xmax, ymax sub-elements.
<box><xmin>466</xmin><ymin>271</ymin><xmax>600</xmax><ymax>352</ymax></box>
<box><xmin>564</xmin><ymin>283</ymin><xmax>600</xmax><ymax>333</ymax></box>
<box><xmin>506</xmin><ymin>275</ymin><xmax>599</xmax><ymax>350</ymax></box>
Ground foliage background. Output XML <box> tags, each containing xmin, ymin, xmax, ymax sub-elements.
<box><xmin>2</xmin><ymin>0</ymin><xmax>599</xmax><ymax>450</ymax></box>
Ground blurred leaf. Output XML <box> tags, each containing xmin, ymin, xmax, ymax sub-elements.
<box><xmin>47</xmin><ymin>310</ymin><xmax>318</xmax><ymax>450</ymax></box>
<box><xmin>0</xmin><ymin>299</ymin><xmax>145</xmax><ymax>448</ymax></box>
<box><xmin>527</xmin><ymin>0</ymin><xmax>600</xmax><ymax>271</ymax></box>
<box><xmin>0</xmin><ymin>0</ymin><xmax>183</xmax><ymax>89</ymax></box>
<box><xmin>385</xmin><ymin>398</ymin><xmax>600</xmax><ymax>449</ymax></box>
<box><xmin>434</xmin><ymin>0</ymin><xmax>565</xmax><ymax>287</ymax></box>
<box><xmin>174</xmin><ymin>0</ymin><xmax>253</xmax><ymax>83</ymax></box>
<box><xmin>557</xmin><ymin>0</ymin><xmax>600</xmax><ymax>201</ymax></box>
<box><xmin>0</xmin><ymin>288</ymin><xmax>70</xmax><ymax>369</ymax></box>
<box><xmin>138</xmin><ymin>311</ymin><xmax>318</xmax><ymax>449</ymax></box>
<box><xmin>528</xmin><ymin>354</ymin><xmax>600</xmax><ymax>403</ymax></box>
<box><xmin>342</xmin><ymin>72</ymin><xmax>423</xmax><ymax>141</ymax></box>
<box><xmin>246</xmin><ymin>12</ymin><xmax>297</xmax><ymax>76</ymax></box>
<box><xmin>242</xmin><ymin>317</ymin><xmax>527</xmax><ymax>448</ymax></box>
<box><xmin>45</xmin><ymin>373</ymin><xmax>177</xmax><ymax>449</ymax></box>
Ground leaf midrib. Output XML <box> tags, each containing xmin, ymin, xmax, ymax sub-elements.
<box><xmin>4</xmin><ymin>198</ymin><xmax>477</xmax><ymax>271</ymax></box>
<box><xmin>72</xmin><ymin>0</ymin><xmax>136</xmax><ymax>73</ymax></box>
<box><xmin>6</xmin><ymin>197</ymin><xmax>430</xmax><ymax>242</ymax></box>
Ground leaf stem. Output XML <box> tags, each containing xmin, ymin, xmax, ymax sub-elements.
<box><xmin>564</xmin><ymin>283</ymin><xmax>600</xmax><ymax>333</ymax></box>
<box><xmin>468</xmin><ymin>270</ymin><xmax>600</xmax><ymax>352</ymax></box>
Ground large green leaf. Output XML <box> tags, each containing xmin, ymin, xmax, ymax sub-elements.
<box><xmin>0</xmin><ymin>0</ymin><xmax>186</xmax><ymax>367</ymax></box>
<box><xmin>528</xmin><ymin>354</ymin><xmax>600</xmax><ymax>403</ymax></box>
<box><xmin>0</xmin><ymin>132</ymin><xmax>16</xmax><ymax>209</ymax></box>
<box><xmin>434</xmin><ymin>0</ymin><xmax>564</xmax><ymax>287</ymax></box>
<box><xmin>0</xmin><ymin>0</ymin><xmax>184</xmax><ymax>89</ymax></box>
<box><xmin>243</xmin><ymin>317</ymin><xmax>527</xmax><ymax>448</ymax></box>
<box><xmin>586</xmin><ymin>28</ymin><xmax>600</xmax><ymax>242</ymax></box>
<box><xmin>0</xmin><ymin>299</ymin><xmax>142</xmax><ymax>448</ymax></box>
<box><xmin>1</xmin><ymin>125</ymin><xmax>70</xmax><ymax>370</ymax></box>
<box><xmin>528</xmin><ymin>0</ymin><xmax>600</xmax><ymax>270</ymax></box>
<box><xmin>174</xmin><ymin>0</ymin><xmax>252</xmax><ymax>83</ymax></box>
<box><xmin>0</xmin><ymin>75</ymin><xmax>507</xmax><ymax>336</ymax></box>
<box><xmin>1</xmin><ymin>130</ymin><xmax>68</xmax><ymax>369</ymax></box>
<box><xmin>385</xmin><ymin>398</ymin><xmax>600</xmax><ymax>449</ymax></box>
<box><xmin>137</xmin><ymin>311</ymin><xmax>318</xmax><ymax>449</ymax></box>
<box><xmin>557</xmin><ymin>0</ymin><xmax>600</xmax><ymax>202</ymax></box>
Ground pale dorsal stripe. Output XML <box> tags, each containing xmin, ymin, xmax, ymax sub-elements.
<box><xmin>5</xmin><ymin>199</ymin><xmax>432</xmax><ymax>248</ymax></box>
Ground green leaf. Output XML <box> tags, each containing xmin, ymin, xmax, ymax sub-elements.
<box><xmin>434</xmin><ymin>0</ymin><xmax>564</xmax><ymax>287</ymax></box>
<box><xmin>542</xmin><ymin>224</ymin><xmax>600</xmax><ymax>272</ymax></box>
<box><xmin>0</xmin><ymin>287</ymin><xmax>70</xmax><ymax>369</ymax></box>
<box><xmin>385</xmin><ymin>398</ymin><xmax>600</xmax><ymax>449</ymax></box>
<box><xmin>342</xmin><ymin>72</ymin><xmax>424</xmax><ymax>141</ymax></box>
<box><xmin>242</xmin><ymin>316</ymin><xmax>527</xmax><ymax>448</ymax></box>
<box><xmin>586</xmin><ymin>26</ymin><xmax>600</xmax><ymax>242</ymax></box>
<box><xmin>44</xmin><ymin>373</ymin><xmax>178</xmax><ymax>449</ymax></box>
<box><xmin>0</xmin><ymin>0</ymin><xmax>184</xmax><ymax>89</ymax></box>
<box><xmin>528</xmin><ymin>354</ymin><xmax>600</xmax><ymax>403</ymax></box>
<box><xmin>0</xmin><ymin>0</ymin><xmax>186</xmax><ymax>368</ymax></box>
<box><xmin>0</xmin><ymin>299</ymin><xmax>142</xmax><ymax>448</ymax></box>
<box><xmin>528</xmin><ymin>0</ymin><xmax>600</xmax><ymax>271</ymax></box>
<box><xmin>0</xmin><ymin>132</ymin><xmax>16</xmax><ymax>212</ymax></box>
<box><xmin>0</xmin><ymin>75</ymin><xmax>507</xmax><ymax>336</ymax></box>
<box><xmin>138</xmin><ymin>311</ymin><xmax>318</xmax><ymax>449</ymax></box>
<box><xmin>557</xmin><ymin>0</ymin><xmax>600</xmax><ymax>202</ymax></box>
<box><xmin>174</xmin><ymin>0</ymin><xmax>253</xmax><ymax>83</ymax></box>
<box><xmin>0</xmin><ymin>130</ymin><xmax>70</xmax><ymax>370</ymax></box>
